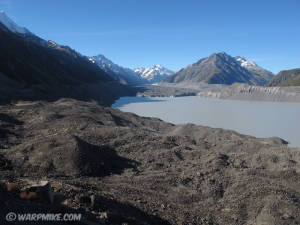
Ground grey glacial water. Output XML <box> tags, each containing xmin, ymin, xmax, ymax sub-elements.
<box><xmin>112</xmin><ymin>96</ymin><xmax>300</xmax><ymax>147</ymax></box>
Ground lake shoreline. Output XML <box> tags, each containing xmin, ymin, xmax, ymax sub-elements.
<box><xmin>113</xmin><ymin>96</ymin><xmax>300</xmax><ymax>147</ymax></box>
<box><xmin>2</xmin><ymin>98</ymin><xmax>300</xmax><ymax>224</ymax></box>
<box><xmin>133</xmin><ymin>83</ymin><xmax>300</xmax><ymax>103</ymax></box>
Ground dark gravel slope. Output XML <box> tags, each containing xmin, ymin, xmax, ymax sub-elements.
<box><xmin>0</xmin><ymin>99</ymin><xmax>299</xmax><ymax>224</ymax></box>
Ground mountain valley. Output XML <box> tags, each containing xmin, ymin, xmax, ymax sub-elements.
<box><xmin>0</xmin><ymin>11</ymin><xmax>300</xmax><ymax>225</ymax></box>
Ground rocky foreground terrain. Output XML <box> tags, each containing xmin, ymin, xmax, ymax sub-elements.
<box><xmin>1</xmin><ymin>98</ymin><xmax>300</xmax><ymax>225</ymax></box>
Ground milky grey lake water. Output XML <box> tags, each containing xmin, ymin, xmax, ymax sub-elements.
<box><xmin>112</xmin><ymin>96</ymin><xmax>300</xmax><ymax>147</ymax></box>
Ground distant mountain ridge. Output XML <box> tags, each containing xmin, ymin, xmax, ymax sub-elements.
<box><xmin>0</xmin><ymin>12</ymin><xmax>133</xmax><ymax>105</ymax></box>
<box><xmin>134</xmin><ymin>65</ymin><xmax>174</xmax><ymax>83</ymax></box>
<box><xmin>268</xmin><ymin>68</ymin><xmax>300</xmax><ymax>87</ymax></box>
<box><xmin>163</xmin><ymin>52</ymin><xmax>273</xmax><ymax>86</ymax></box>
<box><xmin>90</xmin><ymin>55</ymin><xmax>173</xmax><ymax>84</ymax></box>
<box><xmin>0</xmin><ymin>11</ymin><xmax>29</xmax><ymax>34</ymax></box>
<box><xmin>89</xmin><ymin>55</ymin><xmax>148</xmax><ymax>85</ymax></box>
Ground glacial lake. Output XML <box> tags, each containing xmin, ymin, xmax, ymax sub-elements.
<box><xmin>112</xmin><ymin>96</ymin><xmax>300</xmax><ymax>147</ymax></box>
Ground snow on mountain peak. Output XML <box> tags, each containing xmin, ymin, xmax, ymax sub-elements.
<box><xmin>89</xmin><ymin>54</ymin><xmax>147</xmax><ymax>84</ymax></box>
<box><xmin>0</xmin><ymin>11</ymin><xmax>28</xmax><ymax>34</ymax></box>
<box><xmin>154</xmin><ymin>64</ymin><xmax>163</xmax><ymax>69</ymax></box>
<box><xmin>234</xmin><ymin>56</ymin><xmax>274</xmax><ymax>79</ymax></box>
<box><xmin>134</xmin><ymin>65</ymin><xmax>174</xmax><ymax>82</ymax></box>
<box><xmin>235</xmin><ymin>56</ymin><xmax>257</xmax><ymax>68</ymax></box>
<box><xmin>90</xmin><ymin>54</ymin><xmax>174</xmax><ymax>84</ymax></box>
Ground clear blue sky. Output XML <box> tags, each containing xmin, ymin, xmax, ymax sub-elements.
<box><xmin>1</xmin><ymin>0</ymin><xmax>299</xmax><ymax>73</ymax></box>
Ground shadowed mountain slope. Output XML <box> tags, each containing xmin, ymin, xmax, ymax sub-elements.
<box><xmin>0</xmin><ymin>21</ymin><xmax>134</xmax><ymax>106</ymax></box>
<box><xmin>268</xmin><ymin>68</ymin><xmax>300</xmax><ymax>87</ymax></box>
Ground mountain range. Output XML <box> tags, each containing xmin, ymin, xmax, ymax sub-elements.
<box><xmin>163</xmin><ymin>52</ymin><xmax>274</xmax><ymax>86</ymax></box>
<box><xmin>1</xmin><ymin>11</ymin><xmax>300</xmax><ymax>225</ymax></box>
<box><xmin>89</xmin><ymin>55</ymin><xmax>148</xmax><ymax>85</ymax></box>
<box><xmin>134</xmin><ymin>65</ymin><xmax>174</xmax><ymax>83</ymax></box>
<box><xmin>0</xmin><ymin>11</ymin><xmax>298</xmax><ymax>107</ymax></box>
<box><xmin>89</xmin><ymin>55</ymin><xmax>174</xmax><ymax>84</ymax></box>
<box><xmin>0</xmin><ymin>11</ymin><xmax>133</xmax><ymax>105</ymax></box>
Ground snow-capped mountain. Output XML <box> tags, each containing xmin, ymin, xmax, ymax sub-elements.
<box><xmin>235</xmin><ymin>56</ymin><xmax>274</xmax><ymax>83</ymax></box>
<box><xmin>89</xmin><ymin>55</ymin><xmax>148</xmax><ymax>85</ymax></box>
<box><xmin>134</xmin><ymin>65</ymin><xmax>174</xmax><ymax>83</ymax></box>
<box><xmin>163</xmin><ymin>52</ymin><xmax>273</xmax><ymax>86</ymax></box>
<box><xmin>90</xmin><ymin>56</ymin><xmax>174</xmax><ymax>84</ymax></box>
<box><xmin>0</xmin><ymin>11</ymin><xmax>29</xmax><ymax>34</ymax></box>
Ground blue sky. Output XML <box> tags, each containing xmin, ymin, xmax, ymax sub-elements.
<box><xmin>1</xmin><ymin>0</ymin><xmax>299</xmax><ymax>73</ymax></box>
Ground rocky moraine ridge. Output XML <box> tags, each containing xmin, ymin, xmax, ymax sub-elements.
<box><xmin>197</xmin><ymin>83</ymin><xmax>300</xmax><ymax>102</ymax></box>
